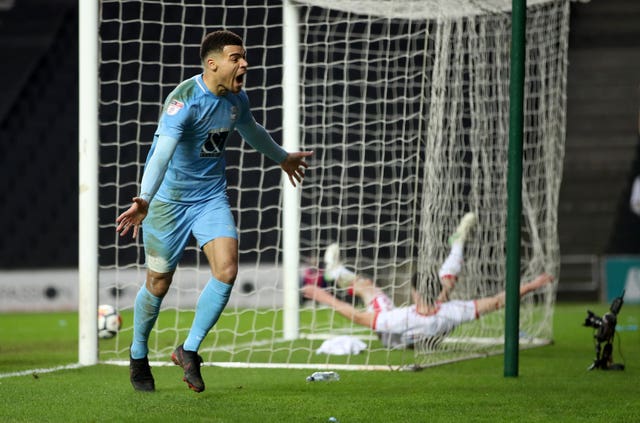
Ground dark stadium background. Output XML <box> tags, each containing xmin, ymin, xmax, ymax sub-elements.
<box><xmin>0</xmin><ymin>0</ymin><xmax>638</xmax><ymax>302</ymax></box>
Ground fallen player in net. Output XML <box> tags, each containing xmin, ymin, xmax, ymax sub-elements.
<box><xmin>302</xmin><ymin>212</ymin><xmax>554</xmax><ymax>348</ymax></box>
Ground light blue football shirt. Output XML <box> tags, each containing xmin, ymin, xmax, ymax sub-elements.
<box><xmin>140</xmin><ymin>74</ymin><xmax>287</xmax><ymax>204</ymax></box>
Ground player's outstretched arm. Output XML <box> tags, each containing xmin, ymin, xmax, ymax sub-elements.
<box><xmin>235</xmin><ymin>116</ymin><xmax>312</xmax><ymax>187</ymax></box>
<box><xmin>302</xmin><ymin>284</ymin><xmax>375</xmax><ymax>328</ymax></box>
<box><xmin>520</xmin><ymin>273</ymin><xmax>554</xmax><ymax>295</ymax></box>
<box><xmin>475</xmin><ymin>273</ymin><xmax>554</xmax><ymax>317</ymax></box>
<box><xmin>280</xmin><ymin>151</ymin><xmax>313</xmax><ymax>187</ymax></box>
<box><xmin>115</xmin><ymin>135</ymin><xmax>177</xmax><ymax>238</ymax></box>
<box><xmin>115</xmin><ymin>197</ymin><xmax>149</xmax><ymax>239</ymax></box>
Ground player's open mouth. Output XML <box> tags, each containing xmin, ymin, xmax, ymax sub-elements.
<box><xmin>236</xmin><ymin>74</ymin><xmax>244</xmax><ymax>85</ymax></box>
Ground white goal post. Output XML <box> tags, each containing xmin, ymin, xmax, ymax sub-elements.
<box><xmin>78</xmin><ymin>0</ymin><xmax>99</xmax><ymax>365</ymax></box>
<box><xmin>80</xmin><ymin>0</ymin><xmax>569</xmax><ymax>369</ymax></box>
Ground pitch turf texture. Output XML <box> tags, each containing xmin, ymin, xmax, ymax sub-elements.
<box><xmin>1</xmin><ymin>304</ymin><xmax>639</xmax><ymax>422</ymax></box>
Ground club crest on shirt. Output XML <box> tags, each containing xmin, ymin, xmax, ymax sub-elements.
<box><xmin>230</xmin><ymin>106</ymin><xmax>238</xmax><ymax>122</ymax></box>
<box><xmin>166</xmin><ymin>99</ymin><xmax>184</xmax><ymax>116</ymax></box>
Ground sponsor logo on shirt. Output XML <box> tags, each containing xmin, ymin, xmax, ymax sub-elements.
<box><xmin>166</xmin><ymin>99</ymin><xmax>184</xmax><ymax>116</ymax></box>
<box><xmin>200</xmin><ymin>129</ymin><xmax>230</xmax><ymax>158</ymax></box>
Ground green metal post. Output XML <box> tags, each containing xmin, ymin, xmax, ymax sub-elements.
<box><xmin>504</xmin><ymin>0</ymin><xmax>526</xmax><ymax>377</ymax></box>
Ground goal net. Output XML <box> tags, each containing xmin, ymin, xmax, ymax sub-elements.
<box><xmin>96</xmin><ymin>0</ymin><xmax>568</xmax><ymax>370</ymax></box>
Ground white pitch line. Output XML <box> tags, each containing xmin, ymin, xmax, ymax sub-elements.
<box><xmin>0</xmin><ymin>363</ymin><xmax>85</xmax><ymax>379</ymax></box>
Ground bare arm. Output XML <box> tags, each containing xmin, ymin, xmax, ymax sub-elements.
<box><xmin>476</xmin><ymin>273</ymin><xmax>553</xmax><ymax>317</ymax></box>
<box><xmin>302</xmin><ymin>285</ymin><xmax>375</xmax><ymax>329</ymax></box>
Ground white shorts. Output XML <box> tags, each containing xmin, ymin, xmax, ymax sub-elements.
<box><xmin>370</xmin><ymin>292</ymin><xmax>478</xmax><ymax>338</ymax></box>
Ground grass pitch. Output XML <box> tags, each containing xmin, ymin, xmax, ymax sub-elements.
<box><xmin>1</xmin><ymin>303</ymin><xmax>639</xmax><ymax>422</ymax></box>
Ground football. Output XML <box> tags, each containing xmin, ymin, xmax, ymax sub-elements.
<box><xmin>98</xmin><ymin>304</ymin><xmax>122</xmax><ymax>339</ymax></box>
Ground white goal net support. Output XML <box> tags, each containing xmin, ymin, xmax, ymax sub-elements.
<box><xmin>94</xmin><ymin>0</ymin><xmax>568</xmax><ymax>370</ymax></box>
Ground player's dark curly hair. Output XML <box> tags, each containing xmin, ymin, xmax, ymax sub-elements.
<box><xmin>200</xmin><ymin>30</ymin><xmax>243</xmax><ymax>62</ymax></box>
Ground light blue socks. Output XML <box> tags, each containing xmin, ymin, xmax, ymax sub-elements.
<box><xmin>130</xmin><ymin>285</ymin><xmax>162</xmax><ymax>359</ymax></box>
<box><xmin>183</xmin><ymin>277</ymin><xmax>233</xmax><ymax>352</ymax></box>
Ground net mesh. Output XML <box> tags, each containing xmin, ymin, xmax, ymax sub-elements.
<box><xmin>98</xmin><ymin>0</ymin><xmax>568</xmax><ymax>369</ymax></box>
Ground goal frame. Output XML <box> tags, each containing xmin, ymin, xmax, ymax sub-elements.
<box><xmin>78</xmin><ymin>0</ymin><xmax>99</xmax><ymax>366</ymax></box>
<box><xmin>79</xmin><ymin>0</ymin><xmax>558</xmax><ymax>372</ymax></box>
<box><xmin>77</xmin><ymin>0</ymin><xmax>306</xmax><ymax>365</ymax></box>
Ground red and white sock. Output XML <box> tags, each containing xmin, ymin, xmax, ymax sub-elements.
<box><xmin>438</xmin><ymin>243</ymin><xmax>464</xmax><ymax>281</ymax></box>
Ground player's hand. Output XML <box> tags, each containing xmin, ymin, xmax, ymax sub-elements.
<box><xmin>115</xmin><ymin>197</ymin><xmax>149</xmax><ymax>239</ymax></box>
<box><xmin>280</xmin><ymin>151</ymin><xmax>313</xmax><ymax>187</ymax></box>
<box><xmin>301</xmin><ymin>283</ymin><xmax>321</xmax><ymax>300</ymax></box>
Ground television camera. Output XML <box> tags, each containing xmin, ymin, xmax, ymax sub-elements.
<box><xmin>583</xmin><ymin>290</ymin><xmax>625</xmax><ymax>371</ymax></box>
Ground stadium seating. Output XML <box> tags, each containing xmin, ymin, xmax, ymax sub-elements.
<box><xmin>0</xmin><ymin>1</ymin><xmax>77</xmax><ymax>267</ymax></box>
